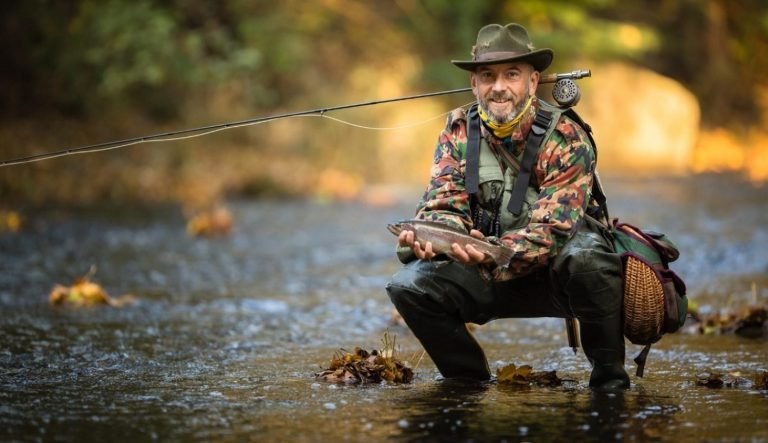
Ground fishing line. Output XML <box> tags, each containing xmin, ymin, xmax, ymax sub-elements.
<box><xmin>0</xmin><ymin>70</ymin><xmax>590</xmax><ymax>168</ymax></box>
<box><xmin>318</xmin><ymin>100</ymin><xmax>475</xmax><ymax>130</ymax></box>
<box><xmin>0</xmin><ymin>87</ymin><xmax>474</xmax><ymax>168</ymax></box>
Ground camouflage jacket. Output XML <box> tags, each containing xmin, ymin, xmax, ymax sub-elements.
<box><xmin>414</xmin><ymin>97</ymin><xmax>597</xmax><ymax>280</ymax></box>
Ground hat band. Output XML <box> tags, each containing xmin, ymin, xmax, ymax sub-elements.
<box><xmin>475</xmin><ymin>51</ymin><xmax>527</xmax><ymax>62</ymax></box>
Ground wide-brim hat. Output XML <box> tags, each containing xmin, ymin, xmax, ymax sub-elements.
<box><xmin>452</xmin><ymin>23</ymin><xmax>553</xmax><ymax>72</ymax></box>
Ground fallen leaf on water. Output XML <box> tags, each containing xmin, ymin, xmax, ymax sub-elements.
<box><xmin>0</xmin><ymin>210</ymin><xmax>22</xmax><ymax>232</ymax></box>
<box><xmin>755</xmin><ymin>371</ymin><xmax>768</xmax><ymax>390</ymax></box>
<box><xmin>315</xmin><ymin>331</ymin><xmax>414</xmax><ymax>384</ymax></box>
<box><xmin>496</xmin><ymin>364</ymin><xmax>564</xmax><ymax>387</ymax></box>
<box><xmin>186</xmin><ymin>206</ymin><xmax>233</xmax><ymax>237</ymax></box>
<box><xmin>48</xmin><ymin>267</ymin><xmax>136</xmax><ymax>308</ymax></box>
<box><xmin>688</xmin><ymin>286</ymin><xmax>767</xmax><ymax>338</ymax></box>
<box><xmin>695</xmin><ymin>371</ymin><xmax>751</xmax><ymax>389</ymax></box>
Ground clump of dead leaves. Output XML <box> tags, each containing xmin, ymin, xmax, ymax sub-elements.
<box><xmin>316</xmin><ymin>332</ymin><xmax>416</xmax><ymax>384</ymax></box>
<box><xmin>496</xmin><ymin>364</ymin><xmax>568</xmax><ymax>387</ymax></box>
<box><xmin>48</xmin><ymin>267</ymin><xmax>135</xmax><ymax>308</ymax></box>
<box><xmin>687</xmin><ymin>284</ymin><xmax>767</xmax><ymax>338</ymax></box>
<box><xmin>695</xmin><ymin>370</ymin><xmax>768</xmax><ymax>390</ymax></box>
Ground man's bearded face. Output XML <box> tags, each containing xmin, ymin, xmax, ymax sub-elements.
<box><xmin>471</xmin><ymin>62</ymin><xmax>537</xmax><ymax>124</ymax></box>
<box><xmin>477</xmin><ymin>84</ymin><xmax>531</xmax><ymax>124</ymax></box>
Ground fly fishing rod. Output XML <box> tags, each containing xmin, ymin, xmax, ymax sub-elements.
<box><xmin>0</xmin><ymin>69</ymin><xmax>589</xmax><ymax>168</ymax></box>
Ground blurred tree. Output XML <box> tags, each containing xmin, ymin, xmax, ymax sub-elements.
<box><xmin>1</xmin><ymin>0</ymin><xmax>764</xmax><ymax>126</ymax></box>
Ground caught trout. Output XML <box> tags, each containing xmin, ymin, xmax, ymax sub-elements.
<box><xmin>387</xmin><ymin>219</ymin><xmax>514</xmax><ymax>267</ymax></box>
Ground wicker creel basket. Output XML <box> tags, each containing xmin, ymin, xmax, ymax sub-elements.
<box><xmin>623</xmin><ymin>255</ymin><xmax>665</xmax><ymax>345</ymax></box>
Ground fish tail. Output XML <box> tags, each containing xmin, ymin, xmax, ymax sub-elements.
<box><xmin>494</xmin><ymin>247</ymin><xmax>515</xmax><ymax>268</ymax></box>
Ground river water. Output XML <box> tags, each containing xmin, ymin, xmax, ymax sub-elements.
<box><xmin>1</xmin><ymin>174</ymin><xmax>766</xmax><ymax>442</ymax></box>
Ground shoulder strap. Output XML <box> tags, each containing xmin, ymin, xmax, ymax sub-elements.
<box><xmin>465</xmin><ymin>104</ymin><xmax>481</xmax><ymax>195</ymax></box>
<box><xmin>507</xmin><ymin>107</ymin><xmax>553</xmax><ymax>215</ymax></box>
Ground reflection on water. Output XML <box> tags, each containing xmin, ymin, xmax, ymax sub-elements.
<box><xmin>0</xmin><ymin>174</ymin><xmax>766</xmax><ymax>442</ymax></box>
<box><xmin>392</xmin><ymin>382</ymin><xmax>684</xmax><ymax>442</ymax></box>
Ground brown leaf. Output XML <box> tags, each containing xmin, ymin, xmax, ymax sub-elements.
<box><xmin>497</xmin><ymin>364</ymin><xmax>563</xmax><ymax>387</ymax></box>
<box><xmin>755</xmin><ymin>371</ymin><xmax>768</xmax><ymax>390</ymax></box>
<box><xmin>48</xmin><ymin>269</ymin><xmax>136</xmax><ymax>308</ymax></box>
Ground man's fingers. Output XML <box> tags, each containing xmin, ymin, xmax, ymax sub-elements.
<box><xmin>464</xmin><ymin>244</ymin><xmax>486</xmax><ymax>263</ymax></box>
<box><xmin>450</xmin><ymin>243</ymin><xmax>470</xmax><ymax>262</ymax></box>
<box><xmin>398</xmin><ymin>230</ymin><xmax>415</xmax><ymax>247</ymax></box>
<box><xmin>413</xmin><ymin>240</ymin><xmax>435</xmax><ymax>260</ymax></box>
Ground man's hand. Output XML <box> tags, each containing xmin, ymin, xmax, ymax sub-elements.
<box><xmin>398</xmin><ymin>230</ymin><xmax>436</xmax><ymax>260</ymax></box>
<box><xmin>449</xmin><ymin>229</ymin><xmax>489</xmax><ymax>265</ymax></box>
<box><xmin>398</xmin><ymin>228</ymin><xmax>490</xmax><ymax>265</ymax></box>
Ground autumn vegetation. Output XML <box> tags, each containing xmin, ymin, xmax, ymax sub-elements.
<box><xmin>1</xmin><ymin>1</ymin><xmax>766</xmax><ymax>207</ymax></box>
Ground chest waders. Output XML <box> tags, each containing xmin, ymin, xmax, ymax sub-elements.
<box><xmin>464</xmin><ymin>101</ymin><xmax>629</xmax><ymax>388</ymax></box>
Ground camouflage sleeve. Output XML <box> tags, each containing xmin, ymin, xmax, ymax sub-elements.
<box><xmin>495</xmin><ymin>115</ymin><xmax>595</xmax><ymax>279</ymax></box>
<box><xmin>413</xmin><ymin>109</ymin><xmax>473</xmax><ymax>232</ymax></box>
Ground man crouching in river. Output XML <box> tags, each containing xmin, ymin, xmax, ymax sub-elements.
<box><xmin>386</xmin><ymin>23</ymin><xmax>629</xmax><ymax>389</ymax></box>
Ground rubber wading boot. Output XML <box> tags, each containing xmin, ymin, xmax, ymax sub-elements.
<box><xmin>579</xmin><ymin>312</ymin><xmax>630</xmax><ymax>389</ymax></box>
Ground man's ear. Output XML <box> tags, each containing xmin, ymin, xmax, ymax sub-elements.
<box><xmin>470</xmin><ymin>72</ymin><xmax>478</xmax><ymax>96</ymax></box>
<box><xmin>529</xmin><ymin>69</ymin><xmax>540</xmax><ymax>93</ymax></box>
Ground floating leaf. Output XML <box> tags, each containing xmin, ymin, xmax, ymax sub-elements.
<box><xmin>186</xmin><ymin>206</ymin><xmax>233</xmax><ymax>237</ymax></box>
<box><xmin>48</xmin><ymin>266</ymin><xmax>135</xmax><ymax>308</ymax></box>
<box><xmin>0</xmin><ymin>210</ymin><xmax>22</xmax><ymax>232</ymax></box>
<box><xmin>689</xmin><ymin>295</ymin><xmax>767</xmax><ymax>338</ymax></box>
<box><xmin>755</xmin><ymin>371</ymin><xmax>768</xmax><ymax>390</ymax></box>
<box><xmin>695</xmin><ymin>371</ymin><xmax>751</xmax><ymax>388</ymax></box>
<box><xmin>497</xmin><ymin>364</ymin><xmax>563</xmax><ymax>387</ymax></box>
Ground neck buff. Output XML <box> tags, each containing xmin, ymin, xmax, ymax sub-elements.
<box><xmin>477</xmin><ymin>96</ymin><xmax>533</xmax><ymax>139</ymax></box>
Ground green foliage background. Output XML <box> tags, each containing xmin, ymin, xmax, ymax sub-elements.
<box><xmin>1</xmin><ymin>0</ymin><xmax>766</xmax><ymax>203</ymax></box>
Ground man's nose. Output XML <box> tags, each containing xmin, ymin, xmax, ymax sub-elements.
<box><xmin>492</xmin><ymin>75</ymin><xmax>506</xmax><ymax>91</ymax></box>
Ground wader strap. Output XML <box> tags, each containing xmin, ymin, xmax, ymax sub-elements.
<box><xmin>508</xmin><ymin>108</ymin><xmax>552</xmax><ymax>215</ymax></box>
<box><xmin>633</xmin><ymin>343</ymin><xmax>652</xmax><ymax>377</ymax></box>
<box><xmin>465</xmin><ymin>104</ymin><xmax>480</xmax><ymax>195</ymax></box>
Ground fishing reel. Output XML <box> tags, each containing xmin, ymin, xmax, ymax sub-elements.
<box><xmin>552</xmin><ymin>78</ymin><xmax>581</xmax><ymax>107</ymax></box>
<box><xmin>541</xmin><ymin>69</ymin><xmax>590</xmax><ymax>108</ymax></box>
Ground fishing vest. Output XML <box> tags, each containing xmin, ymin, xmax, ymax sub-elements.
<box><xmin>466</xmin><ymin>100</ymin><xmax>607</xmax><ymax>237</ymax></box>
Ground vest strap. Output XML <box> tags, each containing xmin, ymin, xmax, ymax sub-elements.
<box><xmin>465</xmin><ymin>104</ymin><xmax>481</xmax><ymax>195</ymax></box>
<box><xmin>507</xmin><ymin>108</ymin><xmax>552</xmax><ymax>215</ymax></box>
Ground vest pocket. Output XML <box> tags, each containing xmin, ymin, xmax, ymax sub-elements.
<box><xmin>499</xmin><ymin>169</ymin><xmax>536</xmax><ymax>230</ymax></box>
<box><xmin>477</xmin><ymin>164</ymin><xmax>504</xmax><ymax>211</ymax></box>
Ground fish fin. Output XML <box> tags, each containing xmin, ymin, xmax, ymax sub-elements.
<box><xmin>402</xmin><ymin>219</ymin><xmax>467</xmax><ymax>234</ymax></box>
